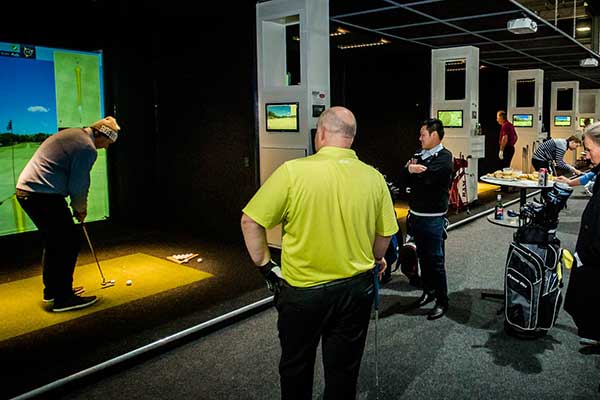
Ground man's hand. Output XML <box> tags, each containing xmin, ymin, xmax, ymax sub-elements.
<box><xmin>498</xmin><ymin>150</ymin><xmax>504</xmax><ymax>160</ymax></box>
<box><xmin>375</xmin><ymin>257</ymin><xmax>387</xmax><ymax>280</ymax></box>
<box><xmin>408</xmin><ymin>164</ymin><xmax>427</xmax><ymax>174</ymax></box>
<box><xmin>257</xmin><ymin>260</ymin><xmax>283</xmax><ymax>293</ymax></box>
<box><xmin>572</xmin><ymin>168</ymin><xmax>583</xmax><ymax>176</ymax></box>
<box><xmin>73</xmin><ymin>209</ymin><xmax>87</xmax><ymax>223</ymax></box>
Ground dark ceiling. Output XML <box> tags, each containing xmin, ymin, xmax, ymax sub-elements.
<box><xmin>330</xmin><ymin>0</ymin><xmax>600</xmax><ymax>88</ymax></box>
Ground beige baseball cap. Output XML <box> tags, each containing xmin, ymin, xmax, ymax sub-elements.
<box><xmin>90</xmin><ymin>116</ymin><xmax>120</xmax><ymax>142</ymax></box>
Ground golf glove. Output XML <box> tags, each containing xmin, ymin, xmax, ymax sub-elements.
<box><xmin>498</xmin><ymin>150</ymin><xmax>504</xmax><ymax>160</ymax></box>
<box><xmin>257</xmin><ymin>260</ymin><xmax>283</xmax><ymax>293</ymax></box>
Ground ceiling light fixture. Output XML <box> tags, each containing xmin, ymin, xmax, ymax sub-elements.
<box><xmin>576</xmin><ymin>26</ymin><xmax>591</xmax><ymax>32</ymax></box>
<box><xmin>338</xmin><ymin>38</ymin><xmax>390</xmax><ymax>50</ymax></box>
<box><xmin>330</xmin><ymin>28</ymin><xmax>350</xmax><ymax>37</ymax></box>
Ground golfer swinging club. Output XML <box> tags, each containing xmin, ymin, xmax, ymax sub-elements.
<box><xmin>16</xmin><ymin>117</ymin><xmax>120</xmax><ymax>312</ymax></box>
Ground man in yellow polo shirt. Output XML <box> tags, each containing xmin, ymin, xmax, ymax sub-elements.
<box><xmin>241</xmin><ymin>106</ymin><xmax>398</xmax><ymax>400</ymax></box>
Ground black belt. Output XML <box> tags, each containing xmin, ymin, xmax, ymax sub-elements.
<box><xmin>15</xmin><ymin>189</ymin><xmax>63</xmax><ymax>199</ymax></box>
<box><xmin>284</xmin><ymin>270</ymin><xmax>373</xmax><ymax>291</ymax></box>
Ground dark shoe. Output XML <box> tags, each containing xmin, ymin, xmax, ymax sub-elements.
<box><xmin>43</xmin><ymin>286</ymin><xmax>85</xmax><ymax>303</ymax></box>
<box><xmin>412</xmin><ymin>292</ymin><xmax>435</xmax><ymax>308</ymax></box>
<box><xmin>427</xmin><ymin>303</ymin><xmax>448</xmax><ymax>320</ymax></box>
<box><xmin>52</xmin><ymin>295</ymin><xmax>98</xmax><ymax>312</ymax></box>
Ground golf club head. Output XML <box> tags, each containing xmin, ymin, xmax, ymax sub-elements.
<box><xmin>101</xmin><ymin>279</ymin><xmax>116</xmax><ymax>289</ymax></box>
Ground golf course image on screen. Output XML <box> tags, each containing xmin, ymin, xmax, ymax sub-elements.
<box><xmin>513</xmin><ymin>114</ymin><xmax>533</xmax><ymax>127</ymax></box>
<box><xmin>266</xmin><ymin>103</ymin><xmax>299</xmax><ymax>132</ymax></box>
<box><xmin>437</xmin><ymin>110</ymin><xmax>463</xmax><ymax>128</ymax></box>
<box><xmin>554</xmin><ymin>115</ymin><xmax>571</xmax><ymax>127</ymax></box>
<box><xmin>0</xmin><ymin>41</ymin><xmax>109</xmax><ymax>237</ymax></box>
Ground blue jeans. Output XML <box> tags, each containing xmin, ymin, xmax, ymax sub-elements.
<box><xmin>407</xmin><ymin>214</ymin><xmax>448</xmax><ymax>305</ymax></box>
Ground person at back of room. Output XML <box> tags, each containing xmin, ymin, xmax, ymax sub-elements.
<box><xmin>496</xmin><ymin>110</ymin><xmax>518</xmax><ymax>169</ymax></box>
<box><xmin>532</xmin><ymin>135</ymin><xmax>583</xmax><ymax>177</ymax></box>
<box><xmin>16</xmin><ymin>117</ymin><xmax>120</xmax><ymax>312</ymax></box>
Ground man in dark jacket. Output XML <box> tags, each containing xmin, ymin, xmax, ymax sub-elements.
<box><xmin>400</xmin><ymin>118</ymin><xmax>453</xmax><ymax>320</ymax></box>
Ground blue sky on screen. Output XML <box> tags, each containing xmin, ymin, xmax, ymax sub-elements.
<box><xmin>0</xmin><ymin>56</ymin><xmax>57</xmax><ymax>134</ymax></box>
<box><xmin>268</xmin><ymin>104</ymin><xmax>294</xmax><ymax>117</ymax></box>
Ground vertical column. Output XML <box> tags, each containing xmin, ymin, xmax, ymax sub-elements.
<box><xmin>431</xmin><ymin>46</ymin><xmax>484</xmax><ymax>204</ymax></box>
<box><xmin>507</xmin><ymin>69</ymin><xmax>544</xmax><ymax>172</ymax></box>
<box><xmin>256</xmin><ymin>0</ymin><xmax>330</xmax><ymax>247</ymax></box>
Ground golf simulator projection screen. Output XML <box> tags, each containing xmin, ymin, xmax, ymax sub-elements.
<box><xmin>266</xmin><ymin>103</ymin><xmax>299</xmax><ymax>132</ymax></box>
<box><xmin>554</xmin><ymin>115</ymin><xmax>571</xmax><ymax>127</ymax></box>
<box><xmin>580</xmin><ymin>117</ymin><xmax>594</xmax><ymax>127</ymax></box>
<box><xmin>513</xmin><ymin>114</ymin><xmax>534</xmax><ymax>127</ymax></box>
<box><xmin>437</xmin><ymin>110</ymin><xmax>463</xmax><ymax>128</ymax></box>
<box><xmin>0</xmin><ymin>41</ymin><xmax>109</xmax><ymax>236</ymax></box>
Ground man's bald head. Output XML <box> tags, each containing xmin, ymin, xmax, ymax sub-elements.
<box><xmin>317</xmin><ymin>106</ymin><xmax>357</xmax><ymax>139</ymax></box>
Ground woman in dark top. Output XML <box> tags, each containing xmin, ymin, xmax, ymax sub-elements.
<box><xmin>564</xmin><ymin>122</ymin><xmax>600</xmax><ymax>346</ymax></box>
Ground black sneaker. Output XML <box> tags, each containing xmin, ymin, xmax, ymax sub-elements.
<box><xmin>52</xmin><ymin>295</ymin><xmax>98</xmax><ymax>312</ymax></box>
<box><xmin>43</xmin><ymin>286</ymin><xmax>85</xmax><ymax>303</ymax></box>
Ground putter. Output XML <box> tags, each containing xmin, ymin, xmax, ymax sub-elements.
<box><xmin>81</xmin><ymin>223</ymin><xmax>115</xmax><ymax>288</ymax></box>
<box><xmin>373</xmin><ymin>263</ymin><xmax>381</xmax><ymax>400</ymax></box>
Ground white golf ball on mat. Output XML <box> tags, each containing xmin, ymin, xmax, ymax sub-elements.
<box><xmin>197</xmin><ymin>258</ymin><xmax>203</xmax><ymax>263</ymax></box>
<box><xmin>126</xmin><ymin>279</ymin><xmax>132</xmax><ymax>286</ymax></box>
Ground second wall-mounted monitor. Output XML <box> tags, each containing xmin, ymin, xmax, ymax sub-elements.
<box><xmin>513</xmin><ymin>114</ymin><xmax>533</xmax><ymax>127</ymax></box>
<box><xmin>580</xmin><ymin>117</ymin><xmax>595</xmax><ymax>127</ymax></box>
<box><xmin>437</xmin><ymin>110</ymin><xmax>463</xmax><ymax>128</ymax></box>
<box><xmin>266</xmin><ymin>102</ymin><xmax>299</xmax><ymax>132</ymax></box>
<box><xmin>554</xmin><ymin>115</ymin><xmax>571</xmax><ymax>127</ymax></box>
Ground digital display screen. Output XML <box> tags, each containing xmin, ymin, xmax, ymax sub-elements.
<box><xmin>554</xmin><ymin>115</ymin><xmax>571</xmax><ymax>127</ymax></box>
<box><xmin>437</xmin><ymin>110</ymin><xmax>463</xmax><ymax>128</ymax></box>
<box><xmin>580</xmin><ymin>117</ymin><xmax>594</xmax><ymax>127</ymax></box>
<box><xmin>266</xmin><ymin>103</ymin><xmax>299</xmax><ymax>132</ymax></box>
<box><xmin>513</xmin><ymin>114</ymin><xmax>533</xmax><ymax>127</ymax></box>
<box><xmin>0</xmin><ymin>41</ymin><xmax>108</xmax><ymax>236</ymax></box>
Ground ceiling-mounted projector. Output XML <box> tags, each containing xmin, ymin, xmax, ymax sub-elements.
<box><xmin>580</xmin><ymin>58</ymin><xmax>599</xmax><ymax>68</ymax></box>
<box><xmin>507</xmin><ymin>18</ymin><xmax>538</xmax><ymax>34</ymax></box>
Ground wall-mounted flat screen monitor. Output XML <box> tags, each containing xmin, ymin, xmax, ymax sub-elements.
<box><xmin>0</xmin><ymin>41</ymin><xmax>108</xmax><ymax>237</ymax></box>
<box><xmin>512</xmin><ymin>114</ymin><xmax>534</xmax><ymax>127</ymax></box>
<box><xmin>266</xmin><ymin>103</ymin><xmax>299</xmax><ymax>132</ymax></box>
<box><xmin>437</xmin><ymin>110</ymin><xmax>463</xmax><ymax>128</ymax></box>
<box><xmin>580</xmin><ymin>117</ymin><xmax>595</xmax><ymax>127</ymax></box>
<box><xmin>556</xmin><ymin>88</ymin><xmax>573</xmax><ymax>111</ymax></box>
<box><xmin>554</xmin><ymin>115</ymin><xmax>571</xmax><ymax>127</ymax></box>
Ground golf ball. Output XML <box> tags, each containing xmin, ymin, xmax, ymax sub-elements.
<box><xmin>126</xmin><ymin>279</ymin><xmax>132</xmax><ymax>286</ymax></box>
<box><xmin>197</xmin><ymin>258</ymin><xmax>203</xmax><ymax>263</ymax></box>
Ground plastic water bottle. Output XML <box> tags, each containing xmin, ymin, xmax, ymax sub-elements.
<box><xmin>494</xmin><ymin>194</ymin><xmax>504</xmax><ymax>220</ymax></box>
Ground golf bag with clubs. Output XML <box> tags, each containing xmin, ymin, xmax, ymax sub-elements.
<box><xmin>503</xmin><ymin>182</ymin><xmax>573</xmax><ymax>339</ymax></box>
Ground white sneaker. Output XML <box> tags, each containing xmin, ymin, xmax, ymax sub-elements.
<box><xmin>579</xmin><ymin>337</ymin><xmax>600</xmax><ymax>346</ymax></box>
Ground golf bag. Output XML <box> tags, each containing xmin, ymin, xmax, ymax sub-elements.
<box><xmin>399</xmin><ymin>235</ymin><xmax>421</xmax><ymax>287</ymax></box>
<box><xmin>504</xmin><ymin>182</ymin><xmax>573</xmax><ymax>339</ymax></box>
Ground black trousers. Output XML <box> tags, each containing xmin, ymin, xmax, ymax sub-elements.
<box><xmin>500</xmin><ymin>145</ymin><xmax>515</xmax><ymax>169</ymax></box>
<box><xmin>275</xmin><ymin>271</ymin><xmax>375</xmax><ymax>400</ymax></box>
<box><xmin>16</xmin><ymin>191</ymin><xmax>81</xmax><ymax>300</ymax></box>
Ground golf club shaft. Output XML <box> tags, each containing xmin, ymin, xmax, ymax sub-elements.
<box><xmin>81</xmin><ymin>223</ymin><xmax>106</xmax><ymax>282</ymax></box>
<box><xmin>373</xmin><ymin>263</ymin><xmax>380</xmax><ymax>400</ymax></box>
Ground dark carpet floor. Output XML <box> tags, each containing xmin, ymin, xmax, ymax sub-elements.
<box><xmin>2</xmin><ymin>188</ymin><xmax>598</xmax><ymax>399</ymax></box>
